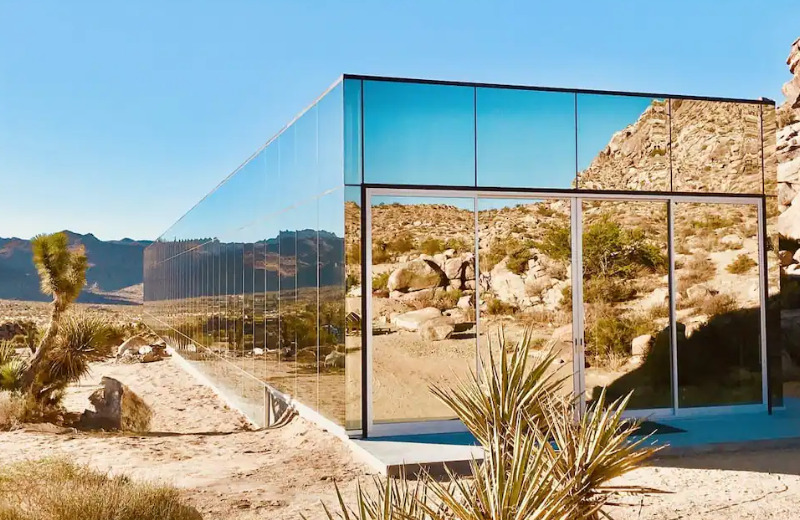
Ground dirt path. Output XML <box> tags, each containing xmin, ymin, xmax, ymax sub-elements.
<box><xmin>2</xmin><ymin>356</ymin><xmax>800</xmax><ymax>519</ymax></box>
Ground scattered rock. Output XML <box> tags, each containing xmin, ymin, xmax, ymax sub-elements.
<box><xmin>779</xmin><ymin>250</ymin><xmax>796</xmax><ymax>267</ymax></box>
<box><xmin>489</xmin><ymin>260</ymin><xmax>526</xmax><ymax>305</ymax></box>
<box><xmin>457</xmin><ymin>294</ymin><xmax>473</xmax><ymax>309</ymax></box>
<box><xmin>115</xmin><ymin>335</ymin><xmax>150</xmax><ymax>359</ymax></box>
<box><xmin>687</xmin><ymin>284</ymin><xmax>715</xmax><ymax>300</ymax></box>
<box><xmin>419</xmin><ymin>316</ymin><xmax>456</xmax><ymax>341</ymax></box>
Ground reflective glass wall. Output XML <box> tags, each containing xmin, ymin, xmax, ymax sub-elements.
<box><xmin>144</xmin><ymin>76</ymin><xmax>783</xmax><ymax>437</ymax></box>
<box><xmin>143</xmin><ymin>80</ymin><xmax>362</xmax><ymax>430</ymax></box>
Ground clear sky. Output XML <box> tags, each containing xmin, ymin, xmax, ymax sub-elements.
<box><xmin>1</xmin><ymin>0</ymin><xmax>797</xmax><ymax>240</ymax></box>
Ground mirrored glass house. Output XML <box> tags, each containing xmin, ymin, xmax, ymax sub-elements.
<box><xmin>143</xmin><ymin>75</ymin><xmax>782</xmax><ymax>438</ymax></box>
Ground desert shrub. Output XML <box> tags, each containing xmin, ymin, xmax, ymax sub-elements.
<box><xmin>320</xmin><ymin>330</ymin><xmax>658</xmax><ymax>520</ymax></box>
<box><xmin>372</xmin><ymin>272</ymin><xmax>390</xmax><ymax>292</ymax></box>
<box><xmin>583</xmin><ymin>276</ymin><xmax>636</xmax><ymax>304</ymax></box>
<box><xmin>726</xmin><ymin>254</ymin><xmax>757</xmax><ymax>274</ymax></box>
<box><xmin>386</xmin><ymin>232</ymin><xmax>414</xmax><ymax>254</ymax></box>
<box><xmin>649</xmin><ymin>147</ymin><xmax>666</xmax><ymax>157</ymax></box>
<box><xmin>345</xmin><ymin>273</ymin><xmax>360</xmax><ymax>293</ymax></box>
<box><xmin>535</xmin><ymin>223</ymin><xmax>572</xmax><ymax>263</ymax></box>
<box><xmin>535</xmin><ymin>204</ymin><xmax>557</xmax><ymax>217</ymax></box>
<box><xmin>0</xmin><ymin>392</ymin><xmax>56</xmax><ymax>430</ymax></box>
<box><xmin>690</xmin><ymin>213</ymin><xmax>736</xmax><ymax>231</ymax></box>
<box><xmin>409</xmin><ymin>289</ymin><xmax>462</xmax><ymax>312</ymax></box>
<box><xmin>0</xmin><ymin>458</ymin><xmax>201</xmax><ymax>520</ymax></box>
<box><xmin>486</xmin><ymin>298</ymin><xmax>516</xmax><ymax>316</ymax></box>
<box><xmin>0</xmin><ymin>342</ymin><xmax>15</xmax><ymax>366</ymax></box>
<box><xmin>59</xmin><ymin>313</ymin><xmax>117</xmax><ymax>359</ymax></box>
<box><xmin>419</xmin><ymin>237</ymin><xmax>445</xmax><ymax>256</ymax></box>
<box><xmin>0</xmin><ymin>360</ymin><xmax>24</xmax><ymax>391</ymax></box>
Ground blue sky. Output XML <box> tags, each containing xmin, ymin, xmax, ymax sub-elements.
<box><xmin>0</xmin><ymin>0</ymin><xmax>797</xmax><ymax>240</ymax></box>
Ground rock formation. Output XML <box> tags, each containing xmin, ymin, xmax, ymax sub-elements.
<box><xmin>777</xmin><ymin>37</ymin><xmax>800</xmax><ymax>241</ymax></box>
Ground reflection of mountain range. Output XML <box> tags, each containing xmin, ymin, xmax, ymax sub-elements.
<box><xmin>171</xmin><ymin>229</ymin><xmax>344</xmax><ymax>298</ymax></box>
<box><xmin>0</xmin><ymin>231</ymin><xmax>151</xmax><ymax>304</ymax></box>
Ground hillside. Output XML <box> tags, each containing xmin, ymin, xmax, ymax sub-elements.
<box><xmin>0</xmin><ymin>231</ymin><xmax>151</xmax><ymax>304</ymax></box>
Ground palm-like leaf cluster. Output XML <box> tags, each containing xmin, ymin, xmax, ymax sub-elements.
<box><xmin>319</xmin><ymin>328</ymin><xmax>660</xmax><ymax>520</ymax></box>
<box><xmin>31</xmin><ymin>232</ymin><xmax>87</xmax><ymax>310</ymax></box>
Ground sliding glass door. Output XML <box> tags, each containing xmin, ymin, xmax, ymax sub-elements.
<box><xmin>364</xmin><ymin>189</ymin><xmax>767</xmax><ymax>434</ymax></box>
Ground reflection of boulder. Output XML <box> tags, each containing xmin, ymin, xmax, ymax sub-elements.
<box><xmin>392</xmin><ymin>307</ymin><xmax>441</xmax><ymax>331</ymax></box>
<box><xmin>387</xmin><ymin>259</ymin><xmax>446</xmax><ymax>292</ymax></box>
<box><xmin>419</xmin><ymin>316</ymin><xmax>455</xmax><ymax>341</ymax></box>
<box><xmin>489</xmin><ymin>260</ymin><xmax>526</xmax><ymax>306</ymax></box>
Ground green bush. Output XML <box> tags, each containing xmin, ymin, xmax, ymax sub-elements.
<box><xmin>419</xmin><ymin>237</ymin><xmax>445</xmax><ymax>256</ymax></box>
<box><xmin>0</xmin><ymin>342</ymin><xmax>15</xmax><ymax>366</ymax></box>
<box><xmin>346</xmin><ymin>242</ymin><xmax>361</xmax><ymax>265</ymax></box>
<box><xmin>372</xmin><ymin>245</ymin><xmax>390</xmax><ymax>264</ymax></box>
<box><xmin>0</xmin><ymin>360</ymin><xmax>24</xmax><ymax>391</ymax></box>
<box><xmin>726</xmin><ymin>254</ymin><xmax>757</xmax><ymax>274</ymax></box>
<box><xmin>0</xmin><ymin>458</ymin><xmax>201</xmax><ymax>520</ymax></box>
<box><xmin>444</xmin><ymin>237</ymin><xmax>470</xmax><ymax>253</ymax></box>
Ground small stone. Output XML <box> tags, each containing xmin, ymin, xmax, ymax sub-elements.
<box><xmin>419</xmin><ymin>316</ymin><xmax>456</xmax><ymax>341</ymax></box>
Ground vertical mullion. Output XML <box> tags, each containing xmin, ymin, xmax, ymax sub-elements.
<box><xmin>668</xmin><ymin>200</ymin><xmax>679</xmax><ymax>415</ymax></box>
<box><xmin>757</xmin><ymin>199</ymin><xmax>769</xmax><ymax>412</ymax></box>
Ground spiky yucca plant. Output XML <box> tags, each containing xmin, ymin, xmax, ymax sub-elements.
<box><xmin>0</xmin><ymin>342</ymin><xmax>15</xmax><ymax>366</ymax></box>
<box><xmin>0</xmin><ymin>359</ymin><xmax>25</xmax><ymax>391</ymax></box>
<box><xmin>318</xmin><ymin>329</ymin><xmax>659</xmax><ymax>520</ymax></box>
<box><xmin>21</xmin><ymin>232</ymin><xmax>87</xmax><ymax>391</ymax></box>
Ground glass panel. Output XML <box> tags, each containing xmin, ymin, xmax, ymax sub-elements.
<box><xmin>318</xmin><ymin>190</ymin><xmax>347</xmax><ymax>425</ymax></box>
<box><xmin>581</xmin><ymin>200</ymin><xmax>672</xmax><ymax>410</ymax></box>
<box><xmin>477</xmin><ymin>88</ymin><xmax>576</xmax><ymax>188</ymax></box>
<box><xmin>477</xmin><ymin>197</ymin><xmax>574</xmax><ymax>399</ymax></box>
<box><xmin>674</xmin><ymin>202</ymin><xmax>763</xmax><ymax>407</ymax></box>
<box><xmin>344</xmin><ymin>186</ymin><xmax>362</xmax><ymax>430</ymax></box>
<box><xmin>276</xmin><ymin>210</ymin><xmax>298</xmax><ymax>396</ymax></box>
<box><xmin>295</xmin><ymin>202</ymin><xmax>319</xmax><ymax>411</ymax></box>
<box><xmin>319</xmin><ymin>81</ymin><xmax>344</xmax><ymax>192</ymax></box>
<box><xmin>577</xmin><ymin>94</ymin><xmax>669</xmax><ymax>191</ymax></box>
<box><xmin>344</xmin><ymin>79</ymin><xmax>362</xmax><ymax>185</ymax></box>
<box><xmin>671</xmin><ymin>100</ymin><xmax>762</xmax><ymax>194</ymax></box>
<box><xmin>371</xmin><ymin>194</ymin><xmax>477</xmax><ymax>424</ymax></box>
<box><xmin>363</xmin><ymin>80</ymin><xmax>475</xmax><ymax>186</ymax></box>
<box><xmin>763</xmin><ymin>104</ymin><xmax>777</xmax><ymax>198</ymax></box>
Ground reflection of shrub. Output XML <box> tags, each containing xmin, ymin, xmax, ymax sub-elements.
<box><xmin>484</xmin><ymin>237</ymin><xmax>533</xmax><ymax>275</ymax></box>
<box><xmin>372</xmin><ymin>272</ymin><xmax>390</xmax><ymax>292</ymax></box>
<box><xmin>411</xmin><ymin>289</ymin><xmax>462</xmax><ymax>312</ymax></box>
<box><xmin>372</xmin><ymin>245</ymin><xmax>390</xmax><ymax>264</ymax></box>
<box><xmin>690</xmin><ymin>214</ymin><xmax>736</xmax><ymax>231</ymax></box>
<box><xmin>444</xmin><ymin>237</ymin><xmax>470</xmax><ymax>253</ymax></box>
<box><xmin>535</xmin><ymin>204</ymin><xmax>556</xmax><ymax>217</ymax></box>
<box><xmin>698</xmin><ymin>293</ymin><xmax>737</xmax><ymax>317</ymax></box>
<box><xmin>649</xmin><ymin>147</ymin><xmax>666</xmax><ymax>157</ymax></box>
<box><xmin>538</xmin><ymin>217</ymin><xmax>666</xmax><ymax>278</ymax></box>
<box><xmin>387</xmin><ymin>233</ymin><xmax>414</xmax><ymax>254</ymax></box>
<box><xmin>345</xmin><ymin>273</ymin><xmax>360</xmax><ymax>292</ymax></box>
<box><xmin>420</xmin><ymin>237</ymin><xmax>445</xmax><ymax>256</ymax></box>
<box><xmin>584</xmin><ymin>277</ymin><xmax>636</xmax><ymax>303</ymax></box>
<box><xmin>678</xmin><ymin>255</ymin><xmax>715</xmax><ymax>293</ymax></box>
<box><xmin>346</xmin><ymin>242</ymin><xmax>361</xmax><ymax>265</ymax></box>
<box><xmin>726</xmin><ymin>254</ymin><xmax>757</xmax><ymax>274</ymax></box>
<box><xmin>585</xmin><ymin>306</ymin><xmax>652</xmax><ymax>362</ymax></box>
<box><xmin>486</xmin><ymin>298</ymin><xmax>516</xmax><ymax>315</ymax></box>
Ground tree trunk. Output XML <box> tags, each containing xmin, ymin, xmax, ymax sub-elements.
<box><xmin>21</xmin><ymin>297</ymin><xmax>62</xmax><ymax>390</ymax></box>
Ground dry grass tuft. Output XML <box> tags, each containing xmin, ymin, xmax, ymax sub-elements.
<box><xmin>0</xmin><ymin>458</ymin><xmax>201</xmax><ymax>520</ymax></box>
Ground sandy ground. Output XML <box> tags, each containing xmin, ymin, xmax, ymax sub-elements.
<box><xmin>2</xmin><ymin>356</ymin><xmax>800</xmax><ymax>519</ymax></box>
<box><xmin>0</xmin><ymin>358</ymin><xmax>370</xmax><ymax>520</ymax></box>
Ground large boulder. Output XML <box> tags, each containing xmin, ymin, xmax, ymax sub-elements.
<box><xmin>80</xmin><ymin>377</ymin><xmax>152</xmax><ymax>432</ymax></box>
<box><xmin>115</xmin><ymin>335</ymin><xmax>151</xmax><ymax>359</ymax></box>
<box><xmin>392</xmin><ymin>307</ymin><xmax>442</xmax><ymax>331</ymax></box>
<box><xmin>631</xmin><ymin>334</ymin><xmax>652</xmax><ymax>357</ymax></box>
<box><xmin>489</xmin><ymin>260</ymin><xmax>527</xmax><ymax>305</ymax></box>
<box><xmin>419</xmin><ymin>316</ymin><xmax>456</xmax><ymax>341</ymax></box>
<box><xmin>387</xmin><ymin>259</ymin><xmax>446</xmax><ymax>292</ymax></box>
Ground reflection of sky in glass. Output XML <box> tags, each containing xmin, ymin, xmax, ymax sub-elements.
<box><xmin>577</xmin><ymin>94</ymin><xmax>656</xmax><ymax>172</ymax></box>
<box><xmin>364</xmin><ymin>81</ymin><xmax>474</xmax><ymax>186</ymax></box>
<box><xmin>477</xmin><ymin>88</ymin><xmax>574</xmax><ymax>188</ymax></box>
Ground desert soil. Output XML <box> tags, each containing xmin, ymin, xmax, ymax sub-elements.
<box><xmin>1</xmin><ymin>357</ymin><xmax>800</xmax><ymax>519</ymax></box>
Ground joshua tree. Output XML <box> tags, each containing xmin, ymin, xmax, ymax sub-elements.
<box><xmin>21</xmin><ymin>232</ymin><xmax>87</xmax><ymax>389</ymax></box>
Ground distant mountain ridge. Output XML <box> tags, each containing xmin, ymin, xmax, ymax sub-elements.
<box><xmin>0</xmin><ymin>231</ymin><xmax>152</xmax><ymax>305</ymax></box>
